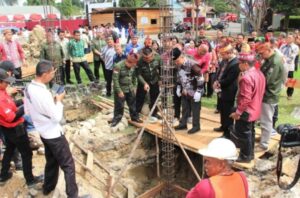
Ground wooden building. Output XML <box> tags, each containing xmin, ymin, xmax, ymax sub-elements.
<box><xmin>91</xmin><ymin>7</ymin><xmax>161</xmax><ymax>34</ymax></box>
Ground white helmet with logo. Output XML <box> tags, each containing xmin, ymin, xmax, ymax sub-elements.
<box><xmin>198</xmin><ymin>138</ymin><xmax>238</xmax><ymax>160</ymax></box>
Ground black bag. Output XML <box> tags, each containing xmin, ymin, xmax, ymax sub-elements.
<box><xmin>276</xmin><ymin>124</ymin><xmax>300</xmax><ymax>190</ymax></box>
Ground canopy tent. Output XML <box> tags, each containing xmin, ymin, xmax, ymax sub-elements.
<box><xmin>29</xmin><ymin>13</ymin><xmax>43</xmax><ymax>21</ymax></box>
<box><xmin>13</xmin><ymin>14</ymin><xmax>26</xmax><ymax>21</ymax></box>
<box><xmin>0</xmin><ymin>15</ymin><xmax>9</xmax><ymax>22</ymax></box>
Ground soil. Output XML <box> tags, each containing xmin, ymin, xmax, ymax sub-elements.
<box><xmin>1</xmin><ymin>100</ymin><xmax>299</xmax><ymax>198</ymax></box>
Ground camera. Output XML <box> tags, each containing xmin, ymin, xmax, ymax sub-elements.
<box><xmin>277</xmin><ymin>124</ymin><xmax>300</xmax><ymax>148</ymax></box>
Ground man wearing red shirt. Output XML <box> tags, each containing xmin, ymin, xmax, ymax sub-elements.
<box><xmin>230</xmin><ymin>52</ymin><xmax>266</xmax><ymax>163</ymax></box>
<box><xmin>0</xmin><ymin>29</ymin><xmax>26</xmax><ymax>79</ymax></box>
<box><xmin>0</xmin><ymin>69</ymin><xmax>41</xmax><ymax>186</ymax></box>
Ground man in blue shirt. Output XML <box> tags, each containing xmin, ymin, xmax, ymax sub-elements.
<box><xmin>125</xmin><ymin>34</ymin><xmax>142</xmax><ymax>55</ymax></box>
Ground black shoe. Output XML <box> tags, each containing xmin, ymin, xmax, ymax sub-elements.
<box><xmin>43</xmin><ymin>188</ymin><xmax>53</xmax><ymax>196</ymax></box>
<box><xmin>188</xmin><ymin>127</ymin><xmax>200</xmax><ymax>134</ymax></box>
<box><xmin>0</xmin><ymin>172</ymin><xmax>13</xmax><ymax>184</ymax></box>
<box><xmin>236</xmin><ymin>155</ymin><xmax>252</xmax><ymax>163</ymax></box>
<box><xmin>106</xmin><ymin>93</ymin><xmax>112</xmax><ymax>97</ymax></box>
<box><xmin>214</xmin><ymin>109</ymin><xmax>220</xmax><ymax>114</ymax></box>
<box><xmin>132</xmin><ymin>118</ymin><xmax>143</xmax><ymax>123</ymax></box>
<box><xmin>174</xmin><ymin>125</ymin><xmax>187</xmax><ymax>130</ymax></box>
<box><xmin>111</xmin><ymin>120</ymin><xmax>120</xmax><ymax>127</ymax></box>
<box><xmin>27</xmin><ymin>175</ymin><xmax>44</xmax><ymax>188</ymax></box>
<box><xmin>213</xmin><ymin>127</ymin><xmax>223</xmax><ymax>132</ymax></box>
<box><xmin>67</xmin><ymin>80</ymin><xmax>74</xmax><ymax>84</ymax></box>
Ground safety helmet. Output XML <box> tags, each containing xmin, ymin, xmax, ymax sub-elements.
<box><xmin>198</xmin><ymin>138</ymin><xmax>238</xmax><ymax>160</ymax></box>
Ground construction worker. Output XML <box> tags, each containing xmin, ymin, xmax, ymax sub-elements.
<box><xmin>40</xmin><ymin>31</ymin><xmax>65</xmax><ymax>85</ymax></box>
<box><xmin>135</xmin><ymin>47</ymin><xmax>161</xmax><ymax>119</ymax></box>
<box><xmin>111</xmin><ymin>53</ymin><xmax>143</xmax><ymax>127</ymax></box>
<box><xmin>186</xmin><ymin>138</ymin><xmax>249</xmax><ymax>198</ymax></box>
<box><xmin>172</xmin><ymin>48</ymin><xmax>205</xmax><ymax>134</ymax></box>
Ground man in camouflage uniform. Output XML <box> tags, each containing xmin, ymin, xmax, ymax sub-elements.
<box><xmin>91</xmin><ymin>31</ymin><xmax>106</xmax><ymax>82</ymax></box>
<box><xmin>172</xmin><ymin>48</ymin><xmax>205</xmax><ymax>134</ymax></box>
<box><xmin>111</xmin><ymin>53</ymin><xmax>143</xmax><ymax>127</ymax></box>
<box><xmin>135</xmin><ymin>47</ymin><xmax>161</xmax><ymax>118</ymax></box>
<box><xmin>40</xmin><ymin>32</ymin><xmax>64</xmax><ymax>85</ymax></box>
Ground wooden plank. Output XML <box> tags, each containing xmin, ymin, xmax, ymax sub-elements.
<box><xmin>86</xmin><ymin>150</ymin><xmax>94</xmax><ymax>171</ymax></box>
<box><xmin>137</xmin><ymin>182</ymin><xmax>166</xmax><ymax>198</ymax></box>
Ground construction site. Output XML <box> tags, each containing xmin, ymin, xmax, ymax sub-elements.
<box><xmin>0</xmin><ymin>0</ymin><xmax>300</xmax><ymax>198</ymax></box>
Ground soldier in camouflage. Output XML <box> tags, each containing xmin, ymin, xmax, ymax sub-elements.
<box><xmin>111</xmin><ymin>53</ymin><xmax>143</xmax><ymax>127</ymax></box>
<box><xmin>135</xmin><ymin>47</ymin><xmax>162</xmax><ymax>119</ymax></box>
<box><xmin>40</xmin><ymin>32</ymin><xmax>65</xmax><ymax>85</ymax></box>
<box><xmin>172</xmin><ymin>48</ymin><xmax>205</xmax><ymax>134</ymax></box>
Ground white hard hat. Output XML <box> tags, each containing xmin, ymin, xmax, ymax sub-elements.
<box><xmin>198</xmin><ymin>138</ymin><xmax>238</xmax><ymax>160</ymax></box>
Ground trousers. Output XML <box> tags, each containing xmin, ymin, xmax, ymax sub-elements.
<box><xmin>0</xmin><ymin>125</ymin><xmax>34</xmax><ymax>183</ymax></box>
<box><xmin>73</xmin><ymin>61</ymin><xmax>95</xmax><ymax>84</ymax></box>
<box><xmin>41</xmin><ymin>135</ymin><xmax>78</xmax><ymax>198</ymax></box>
<box><xmin>260</xmin><ymin>102</ymin><xmax>277</xmax><ymax>148</ymax></box>
<box><xmin>180</xmin><ymin>96</ymin><xmax>201</xmax><ymax>129</ymax></box>
<box><xmin>113</xmin><ymin>90</ymin><xmax>139</xmax><ymax>122</ymax></box>
<box><xmin>136</xmin><ymin>83</ymin><xmax>160</xmax><ymax>116</ymax></box>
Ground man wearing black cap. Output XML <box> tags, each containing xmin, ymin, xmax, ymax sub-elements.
<box><xmin>0</xmin><ymin>68</ymin><xmax>42</xmax><ymax>186</ymax></box>
<box><xmin>172</xmin><ymin>48</ymin><xmax>205</xmax><ymax>134</ymax></box>
<box><xmin>136</xmin><ymin>47</ymin><xmax>161</xmax><ymax>118</ymax></box>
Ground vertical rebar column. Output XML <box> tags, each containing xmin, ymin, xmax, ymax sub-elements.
<box><xmin>159</xmin><ymin>0</ymin><xmax>176</xmax><ymax>197</ymax></box>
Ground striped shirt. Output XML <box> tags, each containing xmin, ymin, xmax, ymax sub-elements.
<box><xmin>102</xmin><ymin>45</ymin><xmax>116</xmax><ymax>70</ymax></box>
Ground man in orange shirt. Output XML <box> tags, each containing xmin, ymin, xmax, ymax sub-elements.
<box><xmin>186</xmin><ymin>138</ymin><xmax>249</xmax><ymax>198</ymax></box>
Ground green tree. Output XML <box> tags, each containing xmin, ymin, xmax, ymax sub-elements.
<box><xmin>26</xmin><ymin>0</ymin><xmax>55</xmax><ymax>5</ymax></box>
<box><xmin>60</xmin><ymin>0</ymin><xmax>73</xmax><ymax>17</ymax></box>
<box><xmin>0</xmin><ymin>0</ymin><xmax>18</xmax><ymax>5</ymax></box>
<box><xmin>119</xmin><ymin>0</ymin><xmax>142</xmax><ymax>7</ymax></box>
<box><xmin>206</xmin><ymin>0</ymin><xmax>233</xmax><ymax>13</ymax></box>
<box><xmin>146</xmin><ymin>0</ymin><xmax>159</xmax><ymax>7</ymax></box>
<box><xmin>270</xmin><ymin>0</ymin><xmax>300</xmax><ymax>30</ymax></box>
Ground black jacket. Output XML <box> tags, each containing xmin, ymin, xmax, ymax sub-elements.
<box><xmin>219</xmin><ymin>57</ymin><xmax>240</xmax><ymax>102</ymax></box>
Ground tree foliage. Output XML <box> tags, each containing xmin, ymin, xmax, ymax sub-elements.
<box><xmin>206</xmin><ymin>0</ymin><xmax>233</xmax><ymax>13</ymax></box>
<box><xmin>226</xmin><ymin>0</ymin><xmax>269</xmax><ymax>32</ymax></box>
<box><xmin>57</xmin><ymin>0</ymin><xmax>73</xmax><ymax>17</ymax></box>
<box><xmin>0</xmin><ymin>0</ymin><xmax>19</xmax><ymax>5</ymax></box>
<box><xmin>270</xmin><ymin>0</ymin><xmax>300</xmax><ymax>29</ymax></box>
<box><xmin>119</xmin><ymin>0</ymin><xmax>142</xmax><ymax>7</ymax></box>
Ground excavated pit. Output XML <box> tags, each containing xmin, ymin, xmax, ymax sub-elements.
<box><xmin>1</xmin><ymin>95</ymin><xmax>299</xmax><ymax>198</ymax></box>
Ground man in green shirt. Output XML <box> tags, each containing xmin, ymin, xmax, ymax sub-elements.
<box><xmin>111</xmin><ymin>53</ymin><xmax>143</xmax><ymax>127</ymax></box>
<box><xmin>91</xmin><ymin>31</ymin><xmax>106</xmax><ymax>82</ymax></box>
<box><xmin>135</xmin><ymin>47</ymin><xmax>161</xmax><ymax>119</ymax></box>
<box><xmin>40</xmin><ymin>32</ymin><xmax>64</xmax><ymax>85</ymax></box>
<box><xmin>68</xmin><ymin>30</ymin><xmax>95</xmax><ymax>84</ymax></box>
<box><xmin>256</xmin><ymin>43</ymin><xmax>285</xmax><ymax>152</ymax></box>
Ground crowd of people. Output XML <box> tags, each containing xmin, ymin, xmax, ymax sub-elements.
<box><xmin>0</xmin><ymin>22</ymin><xmax>299</xmax><ymax>197</ymax></box>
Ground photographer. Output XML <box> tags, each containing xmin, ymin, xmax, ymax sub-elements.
<box><xmin>0</xmin><ymin>60</ymin><xmax>25</xmax><ymax>171</ymax></box>
<box><xmin>0</xmin><ymin>69</ymin><xmax>42</xmax><ymax>186</ymax></box>
<box><xmin>24</xmin><ymin>60</ymin><xmax>82</xmax><ymax>197</ymax></box>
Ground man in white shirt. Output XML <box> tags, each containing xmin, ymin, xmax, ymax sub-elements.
<box><xmin>24</xmin><ymin>60</ymin><xmax>79</xmax><ymax>197</ymax></box>
<box><xmin>279</xmin><ymin>34</ymin><xmax>299</xmax><ymax>99</ymax></box>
